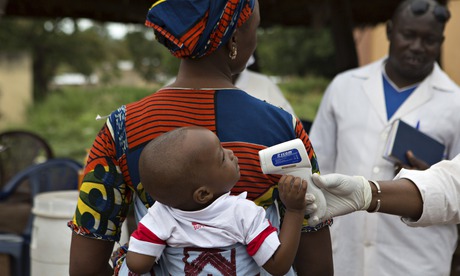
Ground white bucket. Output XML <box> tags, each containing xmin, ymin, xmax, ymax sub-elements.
<box><xmin>30</xmin><ymin>190</ymin><xmax>129</xmax><ymax>276</ymax></box>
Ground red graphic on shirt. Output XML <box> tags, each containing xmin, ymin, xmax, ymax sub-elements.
<box><xmin>192</xmin><ymin>222</ymin><xmax>205</xmax><ymax>230</ymax></box>
<box><xmin>182</xmin><ymin>247</ymin><xmax>236</xmax><ymax>275</ymax></box>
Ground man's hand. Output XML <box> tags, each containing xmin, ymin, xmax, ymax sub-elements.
<box><xmin>310</xmin><ymin>173</ymin><xmax>372</xmax><ymax>221</ymax></box>
<box><xmin>395</xmin><ymin>150</ymin><xmax>430</xmax><ymax>174</ymax></box>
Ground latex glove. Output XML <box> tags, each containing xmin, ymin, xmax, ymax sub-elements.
<box><xmin>311</xmin><ymin>173</ymin><xmax>372</xmax><ymax>221</ymax></box>
<box><xmin>305</xmin><ymin>182</ymin><xmax>327</xmax><ymax>225</ymax></box>
<box><xmin>304</xmin><ymin>193</ymin><xmax>318</xmax><ymax>223</ymax></box>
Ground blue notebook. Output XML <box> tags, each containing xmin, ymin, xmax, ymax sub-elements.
<box><xmin>383</xmin><ymin>119</ymin><xmax>445</xmax><ymax>166</ymax></box>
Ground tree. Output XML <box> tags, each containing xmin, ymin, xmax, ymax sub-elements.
<box><xmin>257</xmin><ymin>26</ymin><xmax>336</xmax><ymax>78</ymax></box>
<box><xmin>0</xmin><ymin>17</ymin><xmax>113</xmax><ymax>101</ymax></box>
<box><xmin>124</xmin><ymin>29</ymin><xmax>180</xmax><ymax>82</ymax></box>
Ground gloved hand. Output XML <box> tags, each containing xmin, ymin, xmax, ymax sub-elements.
<box><xmin>304</xmin><ymin>193</ymin><xmax>318</xmax><ymax>224</ymax></box>
<box><xmin>304</xmin><ymin>193</ymin><xmax>317</xmax><ymax>214</ymax></box>
<box><xmin>309</xmin><ymin>173</ymin><xmax>372</xmax><ymax>221</ymax></box>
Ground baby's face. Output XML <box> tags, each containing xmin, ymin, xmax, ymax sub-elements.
<box><xmin>188</xmin><ymin>128</ymin><xmax>240</xmax><ymax>195</ymax></box>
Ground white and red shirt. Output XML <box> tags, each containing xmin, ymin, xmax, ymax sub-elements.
<box><xmin>128</xmin><ymin>192</ymin><xmax>280</xmax><ymax>274</ymax></box>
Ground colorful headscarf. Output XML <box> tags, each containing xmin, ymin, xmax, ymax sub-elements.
<box><xmin>145</xmin><ymin>0</ymin><xmax>255</xmax><ymax>59</ymax></box>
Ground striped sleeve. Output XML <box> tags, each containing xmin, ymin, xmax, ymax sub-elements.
<box><xmin>129</xmin><ymin>221</ymin><xmax>166</xmax><ymax>258</ymax></box>
<box><xmin>246</xmin><ymin>224</ymin><xmax>279</xmax><ymax>266</ymax></box>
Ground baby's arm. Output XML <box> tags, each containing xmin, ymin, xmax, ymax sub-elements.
<box><xmin>126</xmin><ymin>218</ymin><xmax>162</xmax><ymax>274</ymax></box>
<box><xmin>126</xmin><ymin>251</ymin><xmax>156</xmax><ymax>275</ymax></box>
<box><xmin>262</xmin><ymin>175</ymin><xmax>307</xmax><ymax>275</ymax></box>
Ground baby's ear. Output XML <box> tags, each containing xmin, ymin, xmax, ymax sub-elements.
<box><xmin>193</xmin><ymin>187</ymin><xmax>213</xmax><ymax>204</ymax></box>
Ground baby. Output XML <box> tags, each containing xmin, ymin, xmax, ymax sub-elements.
<box><xmin>126</xmin><ymin>126</ymin><xmax>310</xmax><ymax>275</ymax></box>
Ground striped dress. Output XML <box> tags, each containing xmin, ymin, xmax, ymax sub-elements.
<box><xmin>68</xmin><ymin>88</ymin><xmax>325</xmax><ymax>242</ymax></box>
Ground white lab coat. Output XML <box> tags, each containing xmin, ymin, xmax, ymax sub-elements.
<box><xmin>399</xmin><ymin>154</ymin><xmax>460</xmax><ymax>227</ymax></box>
<box><xmin>309</xmin><ymin>58</ymin><xmax>460</xmax><ymax>276</ymax></box>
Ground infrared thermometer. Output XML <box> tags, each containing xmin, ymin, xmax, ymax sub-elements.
<box><xmin>259</xmin><ymin>139</ymin><xmax>326</xmax><ymax>225</ymax></box>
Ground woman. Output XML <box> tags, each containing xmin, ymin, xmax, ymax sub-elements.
<box><xmin>68</xmin><ymin>1</ymin><xmax>333</xmax><ymax>275</ymax></box>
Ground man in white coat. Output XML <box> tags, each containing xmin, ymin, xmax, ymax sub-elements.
<box><xmin>309</xmin><ymin>0</ymin><xmax>460</xmax><ymax>275</ymax></box>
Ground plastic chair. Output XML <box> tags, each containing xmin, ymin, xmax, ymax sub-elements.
<box><xmin>0</xmin><ymin>130</ymin><xmax>54</xmax><ymax>188</ymax></box>
<box><xmin>0</xmin><ymin>158</ymin><xmax>83</xmax><ymax>276</ymax></box>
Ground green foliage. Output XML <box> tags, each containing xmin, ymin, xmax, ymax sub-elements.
<box><xmin>0</xmin><ymin>17</ymin><xmax>335</xmax><ymax>102</ymax></box>
<box><xmin>279</xmin><ymin>75</ymin><xmax>330</xmax><ymax>96</ymax></box>
<box><xmin>122</xmin><ymin>25</ymin><xmax>335</xmax><ymax>81</ymax></box>
<box><xmin>124</xmin><ymin>30</ymin><xmax>180</xmax><ymax>81</ymax></box>
<box><xmin>278</xmin><ymin>76</ymin><xmax>330</xmax><ymax>121</ymax></box>
<box><xmin>5</xmin><ymin>86</ymin><xmax>159</xmax><ymax>163</ymax></box>
<box><xmin>0</xmin><ymin>19</ymin><xmax>335</xmax><ymax>160</ymax></box>
<box><xmin>0</xmin><ymin>18</ymin><xmax>31</xmax><ymax>51</ymax></box>
<box><xmin>4</xmin><ymin>78</ymin><xmax>327</xmax><ymax>163</ymax></box>
<box><xmin>0</xmin><ymin>17</ymin><xmax>118</xmax><ymax>101</ymax></box>
<box><xmin>257</xmin><ymin>26</ymin><xmax>336</xmax><ymax>77</ymax></box>
<box><xmin>64</xmin><ymin>29</ymin><xmax>107</xmax><ymax>76</ymax></box>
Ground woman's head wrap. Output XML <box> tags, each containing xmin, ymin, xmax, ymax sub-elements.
<box><xmin>145</xmin><ymin>0</ymin><xmax>255</xmax><ymax>59</ymax></box>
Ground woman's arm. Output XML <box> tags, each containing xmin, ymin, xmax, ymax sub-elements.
<box><xmin>294</xmin><ymin>227</ymin><xmax>333</xmax><ymax>276</ymax></box>
<box><xmin>69</xmin><ymin>233</ymin><xmax>115</xmax><ymax>276</ymax></box>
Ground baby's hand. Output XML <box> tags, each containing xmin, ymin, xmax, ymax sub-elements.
<box><xmin>278</xmin><ymin>175</ymin><xmax>308</xmax><ymax>212</ymax></box>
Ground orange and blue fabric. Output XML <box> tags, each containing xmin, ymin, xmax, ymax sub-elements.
<box><xmin>145</xmin><ymin>0</ymin><xmax>255</xmax><ymax>59</ymax></box>
<box><xmin>68</xmin><ymin>87</ymin><xmax>331</xmax><ymax>243</ymax></box>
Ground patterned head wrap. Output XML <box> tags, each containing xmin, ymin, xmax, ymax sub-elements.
<box><xmin>145</xmin><ymin>0</ymin><xmax>255</xmax><ymax>59</ymax></box>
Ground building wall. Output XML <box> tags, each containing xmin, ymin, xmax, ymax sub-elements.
<box><xmin>443</xmin><ymin>0</ymin><xmax>460</xmax><ymax>84</ymax></box>
<box><xmin>354</xmin><ymin>24</ymin><xmax>388</xmax><ymax>66</ymax></box>
<box><xmin>354</xmin><ymin>0</ymin><xmax>460</xmax><ymax>85</ymax></box>
<box><xmin>0</xmin><ymin>52</ymin><xmax>33</xmax><ymax>129</ymax></box>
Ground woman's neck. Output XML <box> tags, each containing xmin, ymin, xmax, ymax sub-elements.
<box><xmin>171</xmin><ymin>54</ymin><xmax>236</xmax><ymax>89</ymax></box>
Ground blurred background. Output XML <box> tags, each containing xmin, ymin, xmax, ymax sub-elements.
<box><xmin>1</xmin><ymin>1</ymin><xmax>460</xmax><ymax>275</ymax></box>
<box><xmin>0</xmin><ymin>0</ymin><xmax>459</xmax><ymax>163</ymax></box>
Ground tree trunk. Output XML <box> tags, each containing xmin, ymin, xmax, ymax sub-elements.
<box><xmin>328</xmin><ymin>0</ymin><xmax>359</xmax><ymax>74</ymax></box>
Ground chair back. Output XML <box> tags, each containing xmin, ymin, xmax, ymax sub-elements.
<box><xmin>0</xmin><ymin>158</ymin><xmax>82</xmax><ymax>201</ymax></box>
<box><xmin>0</xmin><ymin>158</ymin><xmax>83</xmax><ymax>241</ymax></box>
<box><xmin>0</xmin><ymin>158</ymin><xmax>82</xmax><ymax>276</ymax></box>
<box><xmin>0</xmin><ymin>131</ymin><xmax>54</xmax><ymax>188</ymax></box>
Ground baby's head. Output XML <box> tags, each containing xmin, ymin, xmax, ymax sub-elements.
<box><xmin>139</xmin><ymin>126</ymin><xmax>240</xmax><ymax>211</ymax></box>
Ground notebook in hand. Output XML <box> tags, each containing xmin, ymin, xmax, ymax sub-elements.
<box><xmin>383</xmin><ymin>119</ymin><xmax>445</xmax><ymax>166</ymax></box>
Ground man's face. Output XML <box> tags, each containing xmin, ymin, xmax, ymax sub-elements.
<box><xmin>386</xmin><ymin>7</ymin><xmax>445</xmax><ymax>85</ymax></box>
